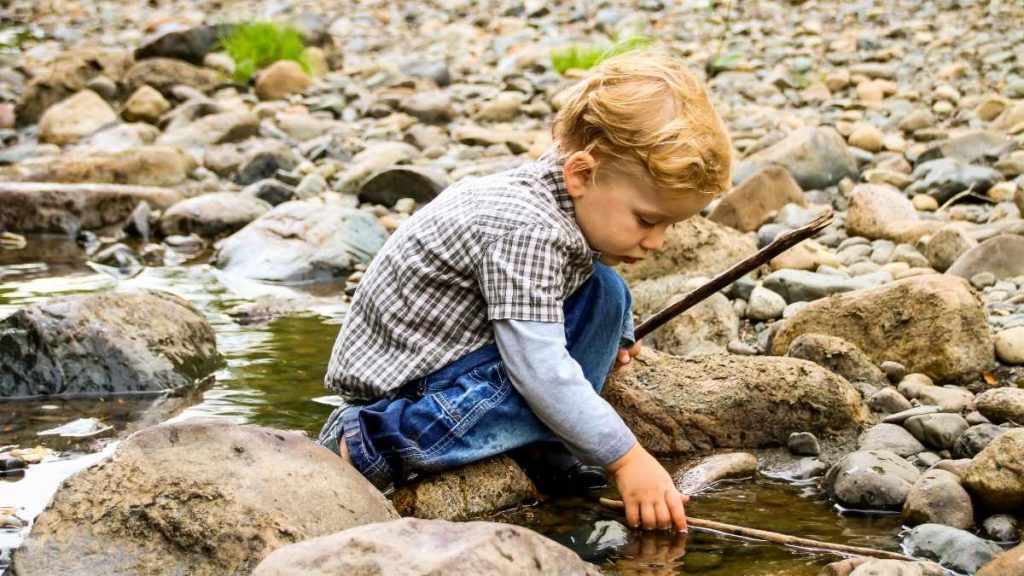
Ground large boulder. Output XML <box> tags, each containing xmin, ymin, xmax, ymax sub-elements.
<box><xmin>963</xmin><ymin>428</ymin><xmax>1024</xmax><ymax>513</ymax></box>
<box><xmin>390</xmin><ymin>455</ymin><xmax>536</xmax><ymax>521</ymax></box>
<box><xmin>769</xmin><ymin>275</ymin><xmax>993</xmax><ymax>385</ymax></box>
<box><xmin>0</xmin><ymin>290</ymin><xmax>219</xmax><ymax>399</ymax></box>
<box><xmin>733</xmin><ymin>127</ymin><xmax>858</xmax><ymax>190</ymax></box>
<box><xmin>252</xmin><ymin>518</ymin><xmax>600</xmax><ymax>576</ymax></box>
<box><xmin>630</xmin><ymin>275</ymin><xmax>738</xmax><ymax>356</ymax></box>
<box><xmin>616</xmin><ymin>216</ymin><xmax>756</xmax><ymax>283</ymax></box>
<box><xmin>215</xmin><ymin>200</ymin><xmax>389</xmax><ymax>283</ymax></box>
<box><xmin>845</xmin><ymin>184</ymin><xmax>945</xmax><ymax>243</ymax></box>
<box><xmin>946</xmin><ymin>235</ymin><xmax>1024</xmax><ymax>281</ymax></box>
<box><xmin>977</xmin><ymin>542</ymin><xmax>1024</xmax><ymax>576</ymax></box>
<box><xmin>603</xmin><ymin>350</ymin><xmax>869</xmax><ymax>456</ymax></box>
<box><xmin>0</xmin><ymin>147</ymin><xmax>196</xmax><ymax>187</ymax></box>
<box><xmin>0</xmin><ymin>182</ymin><xmax>180</xmax><ymax>235</ymax></box>
<box><xmin>15</xmin><ymin>48</ymin><xmax>133</xmax><ymax>126</ymax></box>
<box><xmin>11</xmin><ymin>420</ymin><xmax>398</xmax><ymax>576</ymax></box>
<box><xmin>824</xmin><ymin>450</ymin><xmax>921</xmax><ymax>510</ymax></box>
<box><xmin>37</xmin><ymin>90</ymin><xmax>119</xmax><ymax>145</ymax></box>
<box><xmin>160</xmin><ymin>192</ymin><xmax>271</xmax><ymax>238</ymax></box>
<box><xmin>709</xmin><ymin>166</ymin><xmax>806</xmax><ymax>232</ymax></box>
<box><xmin>786</xmin><ymin>333</ymin><xmax>887</xmax><ymax>387</ymax></box>
<box><xmin>902</xmin><ymin>524</ymin><xmax>1004</xmax><ymax>575</ymax></box>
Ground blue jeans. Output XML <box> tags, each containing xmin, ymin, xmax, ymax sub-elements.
<box><xmin>317</xmin><ymin>263</ymin><xmax>633</xmax><ymax>490</ymax></box>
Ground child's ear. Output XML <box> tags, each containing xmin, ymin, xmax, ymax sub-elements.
<box><xmin>564</xmin><ymin>151</ymin><xmax>597</xmax><ymax>198</ymax></box>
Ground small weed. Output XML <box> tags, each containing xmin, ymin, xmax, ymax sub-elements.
<box><xmin>219</xmin><ymin>22</ymin><xmax>309</xmax><ymax>84</ymax></box>
<box><xmin>550</xmin><ymin>32</ymin><xmax>654</xmax><ymax>76</ymax></box>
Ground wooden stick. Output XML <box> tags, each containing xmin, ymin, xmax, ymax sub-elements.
<box><xmin>599</xmin><ymin>497</ymin><xmax>914</xmax><ymax>561</ymax></box>
<box><xmin>634</xmin><ymin>210</ymin><xmax>834</xmax><ymax>341</ymax></box>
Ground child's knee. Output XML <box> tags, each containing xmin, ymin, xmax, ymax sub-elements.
<box><xmin>592</xmin><ymin>263</ymin><xmax>632</xmax><ymax>319</ymax></box>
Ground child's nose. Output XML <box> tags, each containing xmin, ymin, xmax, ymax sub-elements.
<box><xmin>640</xmin><ymin>229</ymin><xmax>665</xmax><ymax>252</ymax></box>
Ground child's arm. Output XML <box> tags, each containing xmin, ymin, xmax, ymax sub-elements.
<box><xmin>493</xmin><ymin>319</ymin><xmax>688</xmax><ymax>531</ymax></box>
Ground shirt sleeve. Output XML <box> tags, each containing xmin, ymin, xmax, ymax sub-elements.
<box><xmin>477</xmin><ymin>225</ymin><xmax>568</xmax><ymax>323</ymax></box>
<box><xmin>492</xmin><ymin>318</ymin><xmax>637</xmax><ymax>467</ymax></box>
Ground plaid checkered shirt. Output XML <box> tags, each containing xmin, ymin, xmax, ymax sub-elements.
<box><xmin>325</xmin><ymin>148</ymin><xmax>598</xmax><ymax>401</ymax></box>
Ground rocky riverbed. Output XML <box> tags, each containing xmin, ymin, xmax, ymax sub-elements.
<box><xmin>2</xmin><ymin>0</ymin><xmax>1024</xmax><ymax>574</ymax></box>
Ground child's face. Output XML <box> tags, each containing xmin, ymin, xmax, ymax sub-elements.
<box><xmin>563</xmin><ymin>152</ymin><xmax>713</xmax><ymax>266</ymax></box>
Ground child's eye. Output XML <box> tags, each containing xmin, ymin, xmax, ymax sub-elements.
<box><xmin>636</xmin><ymin>215</ymin><xmax>657</xmax><ymax>227</ymax></box>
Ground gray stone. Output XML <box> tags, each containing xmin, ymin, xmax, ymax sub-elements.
<box><xmin>135</xmin><ymin>24</ymin><xmax>232</xmax><ymax>65</ymax></box>
<box><xmin>918</xmin><ymin>130</ymin><xmax>1016</xmax><ymax>165</ymax></box>
<box><xmin>252</xmin><ymin>518</ymin><xmax>600</xmax><ymax>576</ymax></box>
<box><xmin>235</xmin><ymin>143</ymin><xmax>301</xmax><ymax>186</ymax></box>
<box><xmin>902</xmin><ymin>524</ymin><xmax>1003</xmax><ymax>575</ymax></box>
<box><xmin>824</xmin><ymin>450</ymin><xmax>921</xmax><ymax>510</ymax></box>
<box><xmin>981</xmin><ymin>514</ymin><xmax>1020</xmax><ymax>544</ymax></box>
<box><xmin>787</xmin><ymin>432</ymin><xmax>820</xmax><ymax>456</ymax></box>
<box><xmin>903</xmin><ymin>413</ymin><xmax>969</xmax><ymax>450</ymax></box>
<box><xmin>952</xmin><ymin>424</ymin><xmax>1006</xmax><ymax>459</ymax></box>
<box><xmin>868</xmin><ymin>387</ymin><xmax>913</xmax><ymax>414</ymax></box>
<box><xmin>882</xmin><ymin>406</ymin><xmax>941</xmax><ymax>425</ymax></box>
<box><xmin>762</xmin><ymin>269</ymin><xmax>885</xmax><ymax>303</ymax></box>
<box><xmin>858</xmin><ymin>423</ymin><xmax>926</xmax><ymax>457</ymax></box>
<box><xmin>901</xmin><ymin>469</ymin><xmax>974</xmax><ymax>529</ymax></box>
<box><xmin>242</xmin><ymin>179</ymin><xmax>296</xmax><ymax>206</ymax></box>
<box><xmin>160</xmin><ymin>193</ymin><xmax>271</xmax><ymax>238</ymax></box>
<box><xmin>925</xmin><ymin>226</ymin><xmax>977</xmax><ymax>272</ymax></box>
<box><xmin>0</xmin><ymin>291</ymin><xmax>218</xmax><ymax>399</ymax></box>
<box><xmin>746</xmin><ymin>285</ymin><xmax>786</xmax><ymax>321</ymax></box>
<box><xmin>907</xmin><ymin>158</ymin><xmax>1005</xmax><ymax>203</ymax></box>
<box><xmin>358</xmin><ymin>166</ymin><xmax>449</xmax><ymax>208</ymax></box>
<box><xmin>215</xmin><ymin>201</ymin><xmax>389</xmax><ymax>283</ymax></box>
<box><xmin>0</xmin><ymin>182</ymin><xmax>181</xmax><ymax>235</ymax></box>
<box><xmin>733</xmin><ymin>127</ymin><xmax>858</xmax><ymax>191</ymax></box>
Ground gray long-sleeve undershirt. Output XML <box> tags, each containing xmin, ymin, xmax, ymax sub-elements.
<box><xmin>492</xmin><ymin>319</ymin><xmax>637</xmax><ymax>467</ymax></box>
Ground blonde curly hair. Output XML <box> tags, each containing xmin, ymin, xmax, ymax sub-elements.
<box><xmin>551</xmin><ymin>49</ymin><xmax>732</xmax><ymax>198</ymax></box>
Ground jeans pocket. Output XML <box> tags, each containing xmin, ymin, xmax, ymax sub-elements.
<box><xmin>433</xmin><ymin>360</ymin><xmax>510</xmax><ymax>430</ymax></box>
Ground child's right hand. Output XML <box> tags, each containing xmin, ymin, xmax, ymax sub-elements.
<box><xmin>607</xmin><ymin>443</ymin><xmax>689</xmax><ymax>531</ymax></box>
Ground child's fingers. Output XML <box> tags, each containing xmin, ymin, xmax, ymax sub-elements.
<box><xmin>641</xmin><ymin>501</ymin><xmax>657</xmax><ymax>530</ymax></box>
<box><xmin>626</xmin><ymin>500</ymin><xmax>641</xmax><ymax>529</ymax></box>
<box><xmin>666</xmin><ymin>490</ymin><xmax>688</xmax><ymax>532</ymax></box>
<box><xmin>654</xmin><ymin>499</ymin><xmax>671</xmax><ymax>530</ymax></box>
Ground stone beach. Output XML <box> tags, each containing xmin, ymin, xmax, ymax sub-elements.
<box><xmin>2</xmin><ymin>0</ymin><xmax>1024</xmax><ymax>574</ymax></box>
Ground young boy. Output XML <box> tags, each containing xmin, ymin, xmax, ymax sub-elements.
<box><xmin>319</xmin><ymin>50</ymin><xmax>732</xmax><ymax>532</ymax></box>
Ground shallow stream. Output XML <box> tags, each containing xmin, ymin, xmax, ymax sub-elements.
<box><xmin>0</xmin><ymin>238</ymin><xmax>905</xmax><ymax>574</ymax></box>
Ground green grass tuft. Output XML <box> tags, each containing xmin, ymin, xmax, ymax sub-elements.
<box><xmin>550</xmin><ymin>32</ymin><xmax>654</xmax><ymax>76</ymax></box>
<box><xmin>219</xmin><ymin>22</ymin><xmax>309</xmax><ymax>84</ymax></box>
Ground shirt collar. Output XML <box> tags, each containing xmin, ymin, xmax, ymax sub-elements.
<box><xmin>536</xmin><ymin>146</ymin><xmax>602</xmax><ymax>263</ymax></box>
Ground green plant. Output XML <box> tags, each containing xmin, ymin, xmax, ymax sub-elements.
<box><xmin>550</xmin><ymin>32</ymin><xmax>654</xmax><ymax>76</ymax></box>
<box><xmin>219</xmin><ymin>22</ymin><xmax>309</xmax><ymax>83</ymax></box>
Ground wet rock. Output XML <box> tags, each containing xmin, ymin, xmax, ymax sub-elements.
<box><xmin>733</xmin><ymin>127</ymin><xmax>858</xmax><ymax>191</ymax></box>
<box><xmin>390</xmin><ymin>455</ymin><xmax>536</xmax><ymax>521</ymax></box>
<box><xmin>12</xmin><ymin>420</ymin><xmax>397</xmax><ymax>576</ymax></box>
<box><xmin>603</xmin><ymin>350</ymin><xmax>869</xmax><ymax>456</ymax></box>
<box><xmin>0</xmin><ymin>182</ymin><xmax>180</xmax><ymax>235</ymax></box>
<box><xmin>974</xmin><ymin>388</ymin><xmax>1024</xmax><ymax>424</ymax></box>
<box><xmin>770</xmin><ymin>275</ymin><xmax>993</xmax><ymax>385</ymax></box>
<box><xmin>903</xmin><ymin>413</ymin><xmax>969</xmax><ymax>450</ymax></box>
<box><xmin>882</xmin><ymin>405</ymin><xmax>941</xmax><ymax>425</ymax></box>
<box><xmin>157</xmin><ymin>110</ymin><xmax>261</xmax><ymax>150</ymax></box>
<box><xmin>674</xmin><ymin>452</ymin><xmax>757</xmax><ymax>493</ymax></box>
<box><xmin>995</xmin><ymin>326</ymin><xmax>1024</xmax><ymax>365</ymax></box>
<box><xmin>251</xmin><ymin>517</ymin><xmax>599</xmax><ymax>576</ymax></box>
<box><xmin>631</xmin><ymin>275</ymin><xmax>738</xmax><ymax>356</ymax></box>
<box><xmin>160</xmin><ymin>193</ymin><xmax>271</xmax><ymax>238</ymax></box>
<box><xmin>38</xmin><ymin>90</ymin><xmax>118</xmax><ymax>145</ymax></box>
<box><xmin>857</xmin><ymin>423</ymin><xmax>925</xmax><ymax>457</ymax></box>
<box><xmin>255</xmin><ymin>61</ymin><xmax>312</xmax><ymax>101</ymax></box>
<box><xmin>963</xmin><ymin>429</ymin><xmax>1024</xmax><ymax>513</ymax></box>
<box><xmin>0</xmin><ymin>146</ymin><xmax>196</xmax><ymax>187</ymax></box>
<box><xmin>708</xmin><ymin>166</ymin><xmax>806</xmax><ymax>232</ymax></box>
<box><xmin>952</xmin><ymin>424</ymin><xmax>1006</xmax><ymax>459</ymax></box>
<box><xmin>868</xmin><ymin>387</ymin><xmax>913</xmax><ymax>414</ymax></box>
<box><xmin>122</xmin><ymin>57</ymin><xmax>224</xmax><ymax>98</ymax></box>
<box><xmin>787</xmin><ymin>432</ymin><xmax>820</xmax><ymax>456</ymax></box>
<box><xmin>357</xmin><ymin>165</ymin><xmax>449</xmax><ymax>208</ymax></box>
<box><xmin>135</xmin><ymin>24</ymin><xmax>230</xmax><ymax>65</ymax></box>
<box><xmin>0</xmin><ymin>290</ymin><xmax>218</xmax><ymax>398</ymax></box>
<box><xmin>823</xmin><ymin>450</ymin><xmax>920</xmax><ymax>510</ymax></box>
<box><xmin>235</xmin><ymin>142</ymin><xmax>301</xmax><ymax>185</ymax></box>
<box><xmin>786</xmin><ymin>333</ymin><xmax>887</xmax><ymax>387</ymax></box>
<box><xmin>616</xmin><ymin>216</ymin><xmax>756</xmax><ymax>283</ymax></box>
<box><xmin>901</xmin><ymin>469</ymin><xmax>974</xmax><ymax>529</ymax></box>
<box><xmin>906</xmin><ymin>158</ymin><xmax>1004</xmax><ymax>203</ymax></box>
<box><xmin>15</xmin><ymin>48</ymin><xmax>133</xmax><ymax>126</ymax></box>
<box><xmin>846</xmin><ymin>184</ymin><xmax>944</xmax><ymax>243</ymax></box>
<box><xmin>947</xmin><ymin>235</ymin><xmax>1024</xmax><ymax>282</ymax></box>
<box><xmin>90</xmin><ymin>243</ymin><xmax>143</xmax><ymax>277</ymax></box>
<box><xmin>762</xmin><ymin>269</ymin><xmax>886</xmax><ymax>303</ymax></box>
<box><xmin>902</xmin><ymin>524</ymin><xmax>1003</xmax><ymax>575</ymax></box>
<box><xmin>121</xmin><ymin>85</ymin><xmax>171</xmax><ymax>124</ymax></box>
<box><xmin>215</xmin><ymin>200</ymin><xmax>389</xmax><ymax>283</ymax></box>
<box><xmin>242</xmin><ymin>179</ymin><xmax>296</xmax><ymax>206</ymax></box>
<box><xmin>976</xmin><ymin>542</ymin><xmax>1024</xmax><ymax>576</ymax></box>
<box><xmin>982</xmin><ymin>515</ymin><xmax>1020</xmax><ymax>544</ymax></box>
<box><xmin>746</xmin><ymin>285</ymin><xmax>786</xmax><ymax>321</ymax></box>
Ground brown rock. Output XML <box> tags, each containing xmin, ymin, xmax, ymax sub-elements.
<box><xmin>0</xmin><ymin>146</ymin><xmax>196</xmax><ymax>187</ymax></box>
<box><xmin>786</xmin><ymin>333</ymin><xmax>887</xmax><ymax>387</ymax></box>
<box><xmin>946</xmin><ymin>235</ymin><xmax>1024</xmax><ymax>282</ymax></box>
<box><xmin>122</xmin><ymin>57</ymin><xmax>224</xmax><ymax>97</ymax></box>
<box><xmin>38</xmin><ymin>90</ymin><xmax>118</xmax><ymax>145</ymax></box>
<box><xmin>846</xmin><ymin>184</ymin><xmax>945</xmax><ymax>243</ymax></box>
<box><xmin>255</xmin><ymin>60</ymin><xmax>312</xmax><ymax>101</ymax></box>
<box><xmin>389</xmin><ymin>455</ymin><xmax>536</xmax><ymax>521</ymax></box>
<box><xmin>963</xmin><ymin>429</ymin><xmax>1024</xmax><ymax>513</ymax></box>
<box><xmin>976</xmin><ymin>542</ymin><xmax>1024</xmax><ymax>576</ymax></box>
<box><xmin>12</xmin><ymin>420</ymin><xmax>398</xmax><ymax>576</ymax></box>
<box><xmin>675</xmin><ymin>452</ymin><xmax>757</xmax><ymax>493</ymax></box>
<box><xmin>603</xmin><ymin>350</ymin><xmax>869</xmax><ymax>456</ymax></box>
<box><xmin>708</xmin><ymin>166</ymin><xmax>806</xmax><ymax>232</ymax></box>
<box><xmin>0</xmin><ymin>182</ymin><xmax>181</xmax><ymax>235</ymax></box>
<box><xmin>770</xmin><ymin>275</ymin><xmax>993</xmax><ymax>385</ymax></box>
<box><xmin>974</xmin><ymin>387</ymin><xmax>1024</xmax><ymax>425</ymax></box>
<box><xmin>122</xmin><ymin>85</ymin><xmax>171</xmax><ymax>123</ymax></box>
<box><xmin>15</xmin><ymin>48</ymin><xmax>133</xmax><ymax>126</ymax></box>
<box><xmin>160</xmin><ymin>192</ymin><xmax>271</xmax><ymax>238</ymax></box>
<box><xmin>901</xmin><ymin>469</ymin><xmax>974</xmax><ymax>529</ymax></box>
<box><xmin>616</xmin><ymin>216</ymin><xmax>756</xmax><ymax>283</ymax></box>
<box><xmin>252</xmin><ymin>518</ymin><xmax>600</xmax><ymax>576</ymax></box>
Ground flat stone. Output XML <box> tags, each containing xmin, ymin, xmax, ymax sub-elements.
<box><xmin>135</xmin><ymin>24</ymin><xmax>232</xmax><ymax>65</ymax></box>
<box><xmin>903</xmin><ymin>524</ymin><xmax>1003</xmax><ymax>575</ymax></box>
<box><xmin>0</xmin><ymin>146</ymin><xmax>195</xmax><ymax>188</ymax></box>
<box><xmin>882</xmin><ymin>405</ymin><xmax>942</xmax><ymax>425</ymax></box>
<box><xmin>858</xmin><ymin>423</ymin><xmax>926</xmax><ymax>457</ymax></box>
<box><xmin>160</xmin><ymin>193</ymin><xmax>271</xmax><ymax>238</ymax></box>
<box><xmin>903</xmin><ymin>413</ymin><xmax>969</xmax><ymax>450</ymax></box>
<box><xmin>122</xmin><ymin>57</ymin><xmax>224</xmax><ymax>98</ymax></box>
<box><xmin>947</xmin><ymin>235</ymin><xmax>1024</xmax><ymax>282</ymax></box>
<box><xmin>0</xmin><ymin>182</ymin><xmax>181</xmax><ymax>235</ymax></box>
<box><xmin>674</xmin><ymin>452</ymin><xmax>757</xmax><ymax>493</ymax></box>
<box><xmin>907</xmin><ymin>158</ymin><xmax>1004</xmax><ymax>203</ymax></box>
<box><xmin>762</xmin><ymin>269</ymin><xmax>886</xmax><ymax>303</ymax></box>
